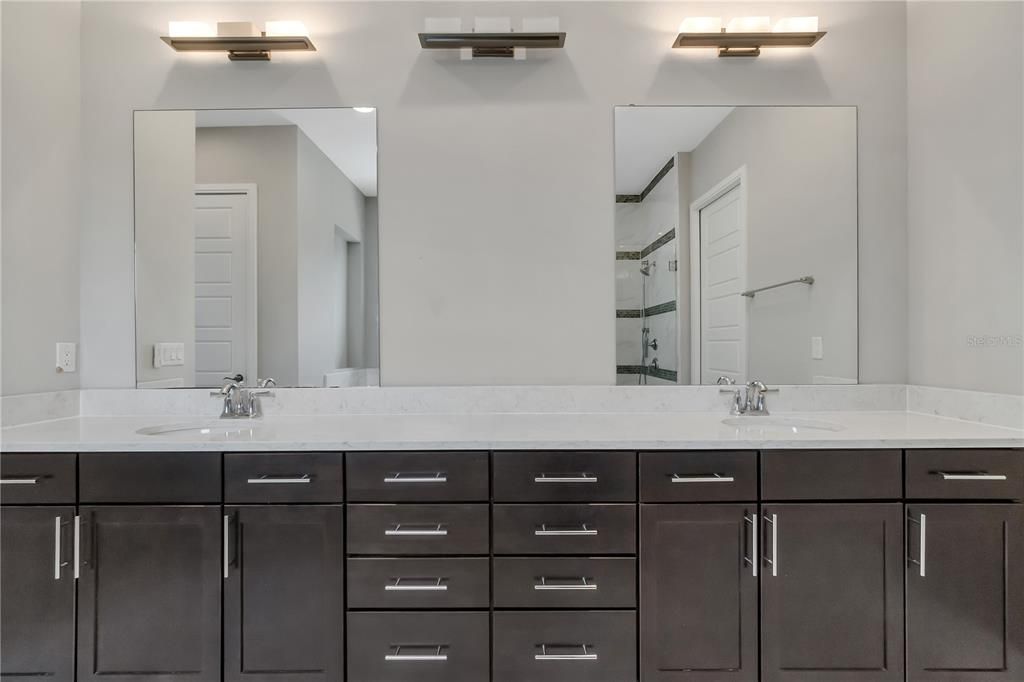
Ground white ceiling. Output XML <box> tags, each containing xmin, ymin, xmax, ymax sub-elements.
<box><xmin>195</xmin><ymin>108</ymin><xmax>378</xmax><ymax>196</ymax></box>
<box><xmin>614</xmin><ymin>106</ymin><xmax>734</xmax><ymax>194</ymax></box>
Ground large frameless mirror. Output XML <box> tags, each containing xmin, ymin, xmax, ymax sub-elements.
<box><xmin>134</xmin><ymin>107</ymin><xmax>379</xmax><ymax>388</ymax></box>
<box><xmin>614</xmin><ymin>106</ymin><xmax>858</xmax><ymax>386</ymax></box>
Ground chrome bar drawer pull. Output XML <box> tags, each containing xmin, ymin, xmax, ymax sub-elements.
<box><xmin>744</xmin><ymin>512</ymin><xmax>758</xmax><ymax>578</ymax></box>
<box><xmin>385</xmin><ymin>577</ymin><xmax>448</xmax><ymax>592</ymax></box>
<box><xmin>246</xmin><ymin>474</ymin><xmax>311</xmax><ymax>484</ymax></box>
<box><xmin>763</xmin><ymin>513</ymin><xmax>778</xmax><ymax>577</ymax></box>
<box><xmin>73</xmin><ymin>515</ymin><xmax>81</xmax><ymax>580</ymax></box>
<box><xmin>1</xmin><ymin>476</ymin><xmax>41</xmax><ymax>485</ymax></box>
<box><xmin>535</xmin><ymin>644</ymin><xmax>598</xmax><ymax>661</ymax></box>
<box><xmin>535</xmin><ymin>523</ymin><xmax>598</xmax><ymax>537</ymax></box>
<box><xmin>384</xmin><ymin>472</ymin><xmax>448</xmax><ymax>484</ymax></box>
<box><xmin>54</xmin><ymin>517</ymin><xmax>63</xmax><ymax>580</ymax></box>
<box><xmin>671</xmin><ymin>473</ymin><xmax>735</xmax><ymax>483</ymax></box>
<box><xmin>908</xmin><ymin>511</ymin><xmax>927</xmax><ymax>578</ymax></box>
<box><xmin>385</xmin><ymin>645</ymin><xmax>448</xmax><ymax>662</ymax></box>
<box><xmin>936</xmin><ymin>471</ymin><xmax>1007</xmax><ymax>481</ymax></box>
<box><xmin>385</xmin><ymin>523</ymin><xmax>448</xmax><ymax>537</ymax></box>
<box><xmin>534</xmin><ymin>576</ymin><xmax>597</xmax><ymax>591</ymax></box>
<box><xmin>534</xmin><ymin>473</ymin><xmax>598</xmax><ymax>484</ymax></box>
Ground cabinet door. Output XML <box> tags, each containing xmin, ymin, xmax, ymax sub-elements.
<box><xmin>224</xmin><ymin>505</ymin><xmax>345</xmax><ymax>682</ymax></box>
<box><xmin>906</xmin><ymin>504</ymin><xmax>1024</xmax><ymax>681</ymax></box>
<box><xmin>77</xmin><ymin>506</ymin><xmax>221</xmax><ymax>682</ymax></box>
<box><xmin>761</xmin><ymin>504</ymin><xmax>903</xmax><ymax>682</ymax></box>
<box><xmin>641</xmin><ymin>504</ymin><xmax>758</xmax><ymax>682</ymax></box>
<box><xmin>0</xmin><ymin>506</ymin><xmax>76</xmax><ymax>681</ymax></box>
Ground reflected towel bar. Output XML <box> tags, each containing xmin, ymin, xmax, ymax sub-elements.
<box><xmin>741</xmin><ymin>276</ymin><xmax>814</xmax><ymax>298</ymax></box>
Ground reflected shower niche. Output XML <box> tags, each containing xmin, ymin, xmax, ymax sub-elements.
<box><xmin>133</xmin><ymin>108</ymin><xmax>380</xmax><ymax>389</ymax></box>
<box><xmin>614</xmin><ymin>106</ymin><xmax>858</xmax><ymax>386</ymax></box>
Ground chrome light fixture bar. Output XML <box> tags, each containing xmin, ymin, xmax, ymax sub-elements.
<box><xmin>161</xmin><ymin>34</ymin><xmax>316</xmax><ymax>61</ymax></box>
<box><xmin>418</xmin><ymin>32</ymin><xmax>565</xmax><ymax>58</ymax></box>
<box><xmin>673</xmin><ymin>16</ymin><xmax>825</xmax><ymax>57</ymax></box>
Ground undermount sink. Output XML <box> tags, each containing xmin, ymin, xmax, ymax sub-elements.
<box><xmin>137</xmin><ymin>421</ymin><xmax>260</xmax><ymax>437</ymax></box>
<box><xmin>720</xmin><ymin>416</ymin><xmax>845</xmax><ymax>432</ymax></box>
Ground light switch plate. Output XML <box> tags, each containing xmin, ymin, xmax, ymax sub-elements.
<box><xmin>153</xmin><ymin>342</ymin><xmax>185</xmax><ymax>368</ymax></box>
<box><xmin>56</xmin><ymin>343</ymin><xmax>76</xmax><ymax>373</ymax></box>
<box><xmin>811</xmin><ymin>336</ymin><xmax>824</xmax><ymax>360</ymax></box>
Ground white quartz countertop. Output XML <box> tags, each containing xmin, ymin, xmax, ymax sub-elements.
<box><xmin>2</xmin><ymin>411</ymin><xmax>1021</xmax><ymax>453</ymax></box>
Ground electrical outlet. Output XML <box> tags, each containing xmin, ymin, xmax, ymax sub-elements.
<box><xmin>811</xmin><ymin>336</ymin><xmax>824</xmax><ymax>360</ymax></box>
<box><xmin>56</xmin><ymin>343</ymin><xmax>76</xmax><ymax>373</ymax></box>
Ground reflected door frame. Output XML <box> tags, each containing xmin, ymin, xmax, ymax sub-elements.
<box><xmin>194</xmin><ymin>184</ymin><xmax>258</xmax><ymax>386</ymax></box>
<box><xmin>688</xmin><ymin>166</ymin><xmax>748</xmax><ymax>384</ymax></box>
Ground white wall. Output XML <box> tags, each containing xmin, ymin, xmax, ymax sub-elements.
<box><xmin>296</xmin><ymin>128</ymin><xmax>366</xmax><ymax>386</ymax></box>
<box><xmin>134</xmin><ymin>111</ymin><xmax>195</xmax><ymax>387</ymax></box>
<box><xmin>907</xmin><ymin>1</ymin><xmax>1024</xmax><ymax>395</ymax></box>
<box><xmin>1</xmin><ymin>1</ymin><xmax>81</xmax><ymax>396</ymax></box>
<box><xmin>195</xmin><ymin>125</ymin><xmax>299</xmax><ymax>385</ymax></box>
<box><xmin>689</xmin><ymin>107</ymin><xmax>859</xmax><ymax>385</ymax></box>
<box><xmin>67</xmin><ymin>1</ymin><xmax>909</xmax><ymax>388</ymax></box>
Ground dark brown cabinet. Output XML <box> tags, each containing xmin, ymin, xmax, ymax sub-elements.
<box><xmin>76</xmin><ymin>505</ymin><xmax>222</xmax><ymax>682</ymax></box>
<box><xmin>224</xmin><ymin>505</ymin><xmax>345</xmax><ymax>682</ymax></box>
<box><xmin>906</xmin><ymin>504</ymin><xmax>1024</xmax><ymax>681</ymax></box>
<box><xmin>0</xmin><ymin>506</ymin><xmax>76</xmax><ymax>681</ymax></box>
<box><xmin>760</xmin><ymin>503</ymin><xmax>904</xmax><ymax>682</ymax></box>
<box><xmin>640</xmin><ymin>504</ymin><xmax>758</xmax><ymax>682</ymax></box>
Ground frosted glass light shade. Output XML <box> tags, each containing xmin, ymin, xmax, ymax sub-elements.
<box><xmin>678</xmin><ymin>17</ymin><xmax>722</xmax><ymax>33</ymax></box>
<box><xmin>726</xmin><ymin>17</ymin><xmax>771</xmax><ymax>33</ymax></box>
<box><xmin>168</xmin><ymin>22</ymin><xmax>214</xmax><ymax>37</ymax></box>
<box><xmin>773</xmin><ymin>17</ymin><xmax>819</xmax><ymax>33</ymax></box>
<box><xmin>265</xmin><ymin>20</ymin><xmax>309</xmax><ymax>37</ymax></box>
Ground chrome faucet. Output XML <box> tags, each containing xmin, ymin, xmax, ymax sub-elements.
<box><xmin>211</xmin><ymin>376</ymin><xmax>275</xmax><ymax>419</ymax></box>
<box><xmin>719</xmin><ymin>378</ymin><xmax>771</xmax><ymax>416</ymax></box>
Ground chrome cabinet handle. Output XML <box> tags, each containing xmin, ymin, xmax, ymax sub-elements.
<box><xmin>384</xmin><ymin>472</ymin><xmax>448</xmax><ymax>484</ymax></box>
<box><xmin>223</xmin><ymin>514</ymin><xmax>231</xmax><ymax>578</ymax></box>
<box><xmin>54</xmin><ymin>517</ymin><xmax>63</xmax><ymax>580</ymax></box>
<box><xmin>385</xmin><ymin>523</ymin><xmax>448</xmax><ymax>537</ymax></box>
<box><xmin>534</xmin><ymin>576</ymin><xmax>597</xmax><ymax>591</ymax></box>
<box><xmin>535</xmin><ymin>644</ymin><xmax>597</xmax><ymax>661</ymax></box>
<box><xmin>763</xmin><ymin>513</ymin><xmax>778</xmax><ymax>577</ymax></box>
<box><xmin>535</xmin><ymin>523</ymin><xmax>597</xmax><ymax>537</ymax></box>
<box><xmin>936</xmin><ymin>471</ymin><xmax>1007</xmax><ymax>481</ymax></box>
<box><xmin>385</xmin><ymin>577</ymin><xmax>448</xmax><ymax>591</ymax></box>
<box><xmin>744</xmin><ymin>511</ymin><xmax>758</xmax><ymax>577</ymax></box>
<box><xmin>534</xmin><ymin>473</ymin><xmax>598</xmax><ymax>484</ymax></box>
<box><xmin>908</xmin><ymin>511</ymin><xmax>927</xmax><ymax>577</ymax></box>
<box><xmin>246</xmin><ymin>474</ymin><xmax>311</xmax><ymax>484</ymax></box>
<box><xmin>671</xmin><ymin>473</ymin><xmax>735</xmax><ymax>483</ymax></box>
<box><xmin>73</xmin><ymin>515</ymin><xmax>80</xmax><ymax>579</ymax></box>
<box><xmin>1</xmin><ymin>476</ymin><xmax>40</xmax><ymax>485</ymax></box>
<box><xmin>385</xmin><ymin>645</ymin><xmax>448</xmax><ymax>662</ymax></box>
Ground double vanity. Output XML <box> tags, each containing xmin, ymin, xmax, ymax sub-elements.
<box><xmin>2</xmin><ymin>404</ymin><xmax>1022</xmax><ymax>682</ymax></box>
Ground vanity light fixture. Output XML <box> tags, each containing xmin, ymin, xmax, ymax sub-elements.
<box><xmin>161</xmin><ymin>20</ymin><xmax>315</xmax><ymax>61</ymax></box>
<box><xmin>673</xmin><ymin>15</ymin><xmax>825</xmax><ymax>58</ymax></box>
<box><xmin>420</xmin><ymin>17</ymin><xmax>564</xmax><ymax>59</ymax></box>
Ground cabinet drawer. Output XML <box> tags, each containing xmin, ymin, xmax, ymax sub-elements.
<box><xmin>79</xmin><ymin>452</ymin><xmax>220</xmax><ymax>503</ymax></box>
<box><xmin>493</xmin><ymin>504</ymin><xmax>636</xmax><ymax>555</ymax></box>
<box><xmin>761</xmin><ymin>449</ymin><xmax>902</xmax><ymax>500</ymax></box>
<box><xmin>348</xmin><ymin>558</ymin><xmax>490</xmax><ymax>609</ymax></box>
<box><xmin>492</xmin><ymin>611</ymin><xmax>637</xmax><ymax>682</ymax></box>
<box><xmin>347</xmin><ymin>611</ymin><xmax>489</xmax><ymax>682</ymax></box>
<box><xmin>347</xmin><ymin>451</ymin><xmax>488</xmax><ymax>502</ymax></box>
<box><xmin>493</xmin><ymin>451</ymin><xmax>636</xmax><ymax>502</ymax></box>
<box><xmin>640</xmin><ymin>450</ymin><xmax>756</xmax><ymax>501</ymax></box>
<box><xmin>906</xmin><ymin>449</ymin><xmax>1024</xmax><ymax>500</ymax></box>
<box><xmin>347</xmin><ymin>504</ymin><xmax>489</xmax><ymax>555</ymax></box>
<box><xmin>224</xmin><ymin>452</ymin><xmax>343</xmax><ymax>503</ymax></box>
<box><xmin>494</xmin><ymin>557</ymin><xmax>636</xmax><ymax>608</ymax></box>
<box><xmin>1</xmin><ymin>453</ymin><xmax>76</xmax><ymax>504</ymax></box>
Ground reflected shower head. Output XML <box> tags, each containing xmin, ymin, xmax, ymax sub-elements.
<box><xmin>640</xmin><ymin>260</ymin><xmax>654</xmax><ymax>276</ymax></box>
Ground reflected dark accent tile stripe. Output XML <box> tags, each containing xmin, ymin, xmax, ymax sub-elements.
<box><xmin>616</xmin><ymin>251</ymin><xmax>641</xmax><ymax>261</ymax></box>
<box><xmin>648</xmin><ymin>366</ymin><xmax>678</xmax><ymax>382</ymax></box>
<box><xmin>614</xmin><ymin>157</ymin><xmax>676</xmax><ymax>204</ymax></box>
<box><xmin>616</xmin><ymin>365</ymin><xmax>644</xmax><ymax>375</ymax></box>
<box><xmin>616</xmin><ymin>309</ymin><xmax>642</xmax><ymax>318</ymax></box>
<box><xmin>616</xmin><ymin>194</ymin><xmax>642</xmax><ymax>204</ymax></box>
<box><xmin>641</xmin><ymin>229</ymin><xmax>675</xmax><ymax>258</ymax></box>
<box><xmin>644</xmin><ymin>300</ymin><xmax>676</xmax><ymax>317</ymax></box>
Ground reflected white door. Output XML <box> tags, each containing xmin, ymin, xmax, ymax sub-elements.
<box><xmin>193</xmin><ymin>188</ymin><xmax>256</xmax><ymax>387</ymax></box>
<box><xmin>699</xmin><ymin>184</ymin><xmax>747</xmax><ymax>384</ymax></box>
